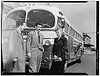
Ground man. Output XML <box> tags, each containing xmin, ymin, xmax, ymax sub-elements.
<box><xmin>9</xmin><ymin>23</ymin><xmax>26</xmax><ymax>72</ymax></box>
<box><xmin>27</xmin><ymin>23</ymin><xmax>44</xmax><ymax>72</ymax></box>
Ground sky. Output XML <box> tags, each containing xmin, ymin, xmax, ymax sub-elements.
<box><xmin>51</xmin><ymin>1</ymin><xmax>96</xmax><ymax>46</ymax></box>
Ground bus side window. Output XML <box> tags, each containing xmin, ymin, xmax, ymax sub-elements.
<box><xmin>69</xmin><ymin>26</ymin><xmax>74</xmax><ymax>36</ymax></box>
<box><xmin>73</xmin><ymin>30</ymin><xmax>75</xmax><ymax>38</ymax></box>
<box><xmin>68</xmin><ymin>26</ymin><xmax>71</xmax><ymax>35</ymax></box>
<box><xmin>65</xmin><ymin>22</ymin><xmax>69</xmax><ymax>33</ymax></box>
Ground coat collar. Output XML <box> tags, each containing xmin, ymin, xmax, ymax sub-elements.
<box><xmin>57</xmin><ymin>35</ymin><xmax>65</xmax><ymax>40</ymax></box>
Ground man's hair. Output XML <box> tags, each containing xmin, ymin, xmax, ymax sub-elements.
<box><xmin>16</xmin><ymin>20</ymin><xmax>24</xmax><ymax>27</ymax></box>
<box><xmin>35</xmin><ymin>23</ymin><xmax>41</xmax><ymax>27</ymax></box>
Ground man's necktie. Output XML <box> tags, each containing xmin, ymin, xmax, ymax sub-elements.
<box><xmin>37</xmin><ymin>32</ymin><xmax>40</xmax><ymax>44</ymax></box>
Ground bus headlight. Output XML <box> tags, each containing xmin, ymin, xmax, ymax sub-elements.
<box><xmin>44</xmin><ymin>40</ymin><xmax>51</xmax><ymax>46</ymax></box>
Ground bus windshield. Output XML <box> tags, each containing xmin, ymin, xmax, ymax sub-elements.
<box><xmin>27</xmin><ymin>10</ymin><xmax>55</xmax><ymax>28</ymax></box>
<box><xmin>3</xmin><ymin>10</ymin><xmax>26</xmax><ymax>30</ymax></box>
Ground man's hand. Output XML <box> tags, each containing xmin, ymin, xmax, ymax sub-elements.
<box><xmin>12</xmin><ymin>57</ymin><xmax>18</xmax><ymax>69</ymax></box>
<box><xmin>54</xmin><ymin>55</ymin><xmax>62</xmax><ymax>61</ymax></box>
<box><xmin>38</xmin><ymin>44</ymin><xmax>44</xmax><ymax>52</ymax></box>
<box><xmin>27</xmin><ymin>53</ymin><xmax>31</xmax><ymax>58</ymax></box>
<box><xmin>54</xmin><ymin>55</ymin><xmax>58</xmax><ymax>59</ymax></box>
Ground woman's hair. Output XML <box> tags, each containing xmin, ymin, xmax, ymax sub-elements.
<box><xmin>55</xmin><ymin>28</ymin><xmax>64</xmax><ymax>35</ymax></box>
<box><xmin>58</xmin><ymin>23</ymin><xmax>64</xmax><ymax>28</ymax></box>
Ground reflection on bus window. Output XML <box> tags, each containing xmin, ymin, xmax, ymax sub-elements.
<box><xmin>3</xmin><ymin>10</ymin><xmax>26</xmax><ymax>30</ymax></box>
<box><xmin>27</xmin><ymin>10</ymin><xmax>55</xmax><ymax>28</ymax></box>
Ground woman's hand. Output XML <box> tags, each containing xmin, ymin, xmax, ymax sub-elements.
<box><xmin>54</xmin><ymin>55</ymin><xmax>62</xmax><ymax>61</ymax></box>
<box><xmin>58</xmin><ymin>57</ymin><xmax>62</xmax><ymax>61</ymax></box>
<box><xmin>13</xmin><ymin>57</ymin><xmax>18</xmax><ymax>61</ymax></box>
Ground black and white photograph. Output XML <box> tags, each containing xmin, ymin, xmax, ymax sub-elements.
<box><xmin>1</xmin><ymin>0</ymin><xmax>99</xmax><ymax>75</ymax></box>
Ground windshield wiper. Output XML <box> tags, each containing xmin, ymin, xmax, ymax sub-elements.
<box><xmin>39</xmin><ymin>23</ymin><xmax>51</xmax><ymax>27</ymax></box>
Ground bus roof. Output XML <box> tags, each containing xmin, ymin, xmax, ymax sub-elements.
<box><xmin>6</xmin><ymin>4</ymin><xmax>62</xmax><ymax>17</ymax></box>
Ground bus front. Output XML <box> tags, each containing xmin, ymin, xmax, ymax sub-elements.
<box><xmin>26</xmin><ymin>9</ymin><xmax>57</xmax><ymax>70</ymax></box>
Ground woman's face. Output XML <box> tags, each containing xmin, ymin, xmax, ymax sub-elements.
<box><xmin>56</xmin><ymin>28</ymin><xmax>63</xmax><ymax>37</ymax></box>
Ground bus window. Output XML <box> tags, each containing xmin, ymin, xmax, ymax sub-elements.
<box><xmin>68</xmin><ymin>26</ymin><xmax>70</xmax><ymax>34</ymax></box>
<box><xmin>77</xmin><ymin>33</ymin><xmax>79</xmax><ymax>39</ymax></box>
<box><xmin>81</xmin><ymin>36</ymin><xmax>83</xmax><ymax>41</ymax></box>
<box><xmin>65</xmin><ymin>22</ymin><xmax>69</xmax><ymax>33</ymax></box>
<box><xmin>80</xmin><ymin>35</ymin><xmax>82</xmax><ymax>41</ymax></box>
<box><xmin>57</xmin><ymin>17</ymin><xmax>62</xmax><ymax>24</ymax></box>
<box><xmin>69</xmin><ymin>27</ymin><xmax>74</xmax><ymax>37</ymax></box>
<box><xmin>70</xmin><ymin>27</ymin><xmax>72</xmax><ymax>36</ymax></box>
<box><xmin>77</xmin><ymin>34</ymin><xmax>79</xmax><ymax>40</ymax></box>
<box><xmin>79</xmin><ymin>35</ymin><xmax>81</xmax><ymax>41</ymax></box>
<box><xmin>3</xmin><ymin>10</ymin><xmax>26</xmax><ymax>30</ymax></box>
<box><xmin>73</xmin><ymin>30</ymin><xmax>77</xmax><ymax>39</ymax></box>
<box><xmin>79</xmin><ymin>35</ymin><xmax>80</xmax><ymax>41</ymax></box>
<box><xmin>78</xmin><ymin>34</ymin><xmax>80</xmax><ymax>40</ymax></box>
<box><xmin>27</xmin><ymin>10</ymin><xmax>55</xmax><ymax>28</ymax></box>
<box><xmin>73</xmin><ymin>30</ymin><xmax>75</xmax><ymax>37</ymax></box>
<box><xmin>76</xmin><ymin>32</ymin><xmax>78</xmax><ymax>39</ymax></box>
<box><xmin>72</xmin><ymin>28</ymin><xmax>74</xmax><ymax>37</ymax></box>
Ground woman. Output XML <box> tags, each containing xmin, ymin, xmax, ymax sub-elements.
<box><xmin>50</xmin><ymin>27</ymin><xmax>67</xmax><ymax>74</ymax></box>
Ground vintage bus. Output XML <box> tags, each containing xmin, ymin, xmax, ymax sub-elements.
<box><xmin>2</xmin><ymin>4</ymin><xmax>83</xmax><ymax>72</ymax></box>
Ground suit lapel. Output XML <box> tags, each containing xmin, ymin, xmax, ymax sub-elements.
<box><xmin>15</xmin><ymin>29</ymin><xmax>24</xmax><ymax>43</ymax></box>
<box><xmin>39</xmin><ymin>33</ymin><xmax>42</xmax><ymax>44</ymax></box>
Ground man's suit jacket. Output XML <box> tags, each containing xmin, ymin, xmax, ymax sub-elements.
<box><xmin>9</xmin><ymin>28</ymin><xmax>25</xmax><ymax>71</ymax></box>
<box><xmin>27</xmin><ymin>31</ymin><xmax>44</xmax><ymax>72</ymax></box>
<box><xmin>27</xmin><ymin>31</ymin><xmax>44</xmax><ymax>53</ymax></box>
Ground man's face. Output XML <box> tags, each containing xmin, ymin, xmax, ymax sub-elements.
<box><xmin>20</xmin><ymin>25</ymin><xmax>24</xmax><ymax>31</ymax></box>
<box><xmin>20</xmin><ymin>23</ymin><xmax>26</xmax><ymax>31</ymax></box>
<box><xmin>35</xmin><ymin>25</ymin><xmax>41</xmax><ymax>32</ymax></box>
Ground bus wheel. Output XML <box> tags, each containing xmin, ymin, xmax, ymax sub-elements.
<box><xmin>64</xmin><ymin>61</ymin><xmax>68</xmax><ymax>72</ymax></box>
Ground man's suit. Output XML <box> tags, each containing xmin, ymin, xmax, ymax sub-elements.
<box><xmin>27</xmin><ymin>31</ymin><xmax>44</xmax><ymax>72</ymax></box>
<box><xmin>9</xmin><ymin>28</ymin><xmax>25</xmax><ymax>72</ymax></box>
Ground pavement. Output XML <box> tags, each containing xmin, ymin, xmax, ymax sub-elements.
<box><xmin>65</xmin><ymin>52</ymin><xmax>96</xmax><ymax>75</ymax></box>
<box><xmin>84</xmin><ymin>51</ymin><xmax>96</xmax><ymax>54</ymax></box>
